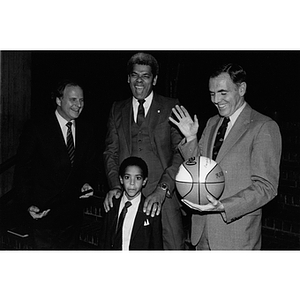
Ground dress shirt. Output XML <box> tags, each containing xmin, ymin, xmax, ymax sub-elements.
<box><xmin>118</xmin><ymin>193</ymin><xmax>141</xmax><ymax>250</ymax></box>
<box><xmin>55</xmin><ymin>110</ymin><xmax>76</xmax><ymax>146</ymax></box>
<box><xmin>132</xmin><ymin>91</ymin><xmax>153</xmax><ymax>123</ymax></box>
<box><xmin>224</xmin><ymin>102</ymin><xmax>246</xmax><ymax>139</ymax></box>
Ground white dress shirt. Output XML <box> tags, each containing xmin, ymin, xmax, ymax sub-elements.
<box><xmin>55</xmin><ymin>110</ymin><xmax>76</xmax><ymax>146</ymax></box>
<box><xmin>132</xmin><ymin>91</ymin><xmax>153</xmax><ymax>123</ymax></box>
<box><xmin>118</xmin><ymin>193</ymin><xmax>141</xmax><ymax>250</ymax></box>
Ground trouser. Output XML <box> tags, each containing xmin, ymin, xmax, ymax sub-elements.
<box><xmin>161</xmin><ymin>195</ymin><xmax>186</xmax><ymax>250</ymax></box>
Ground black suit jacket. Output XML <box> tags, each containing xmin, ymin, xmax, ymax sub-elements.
<box><xmin>101</xmin><ymin>195</ymin><xmax>163</xmax><ymax>250</ymax></box>
<box><xmin>13</xmin><ymin>112</ymin><xmax>98</xmax><ymax>228</ymax></box>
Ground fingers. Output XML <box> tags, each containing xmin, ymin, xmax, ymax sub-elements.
<box><xmin>143</xmin><ymin>199</ymin><xmax>162</xmax><ymax>217</ymax></box>
<box><xmin>29</xmin><ymin>208</ymin><xmax>51</xmax><ymax>220</ymax></box>
<box><xmin>104</xmin><ymin>189</ymin><xmax>120</xmax><ymax>212</ymax></box>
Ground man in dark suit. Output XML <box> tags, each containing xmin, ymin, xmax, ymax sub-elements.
<box><xmin>101</xmin><ymin>156</ymin><xmax>163</xmax><ymax>250</ymax></box>
<box><xmin>103</xmin><ymin>52</ymin><xmax>186</xmax><ymax>250</ymax></box>
<box><xmin>170</xmin><ymin>63</ymin><xmax>282</xmax><ymax>250</ymax></box>
<box><xmin>13</xmin><ymin>80</ymin><xmax>98</xmax><ymax>249</ymax></box>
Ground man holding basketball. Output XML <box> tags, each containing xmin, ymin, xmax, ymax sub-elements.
<box><xmin>169</xmin><ymin>63</ymin><xmax>282</xmax><ymax>250</ymax></box>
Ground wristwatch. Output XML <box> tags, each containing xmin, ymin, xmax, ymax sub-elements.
<box><xmin>159</xmin><ymin>183</ymin><xmax>171</xmax><ymax>197</ymax></box>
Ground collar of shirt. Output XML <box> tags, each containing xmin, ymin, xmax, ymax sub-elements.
<box><xmin>55</xmin><ymin>110</ymin><xmax>76</xmax><ymax>145</ymax></box>
<box><xmin>132</xmin><ymin>91</ymin><xmax>153</xmax><ymax>122</ymax></box>
<box><xmin>225</xmin><ymin>101</ymin><xmax>246</xmax><ymax>139</ymax></box>
<box><xmin>119</xmin><ymin>193</ymin><xmax>141</xmax><ymax>250</ymax></box>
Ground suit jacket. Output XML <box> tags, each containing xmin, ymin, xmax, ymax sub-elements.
<box><xmin>103</xmin><ymin>93</ymin><xmax>183</xmax><ymax>195</ymax></box>
<box><xmin>13</xmin><ymin>112</ymin><xmax>98</xmax><ymax>228</ymax></box>
<box><xmin>179</xmin><ymin>103</ymin><xmax>282</xmax><ymax>249</ymax></box>
<box><xmin>101</xmin><ymin>194</ymin><xmax>163</xmax><ymax>250</ymax></box>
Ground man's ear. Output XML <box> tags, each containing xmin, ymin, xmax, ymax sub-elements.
<box><xmin>143</xmin><ymin>177</ymin><xmax>148</xmax><ymax>187</ymax></box>
<box><xmin>56</xmin><ymin>97</ymin><xmax>61</xmax><ymax>106</ymax></box>
<box><xmin>127</xmin><ymin>75</ymin><xmax>130</xmax><ymax>84</ymax></box>
<box><xmin>119</xmin><ymin>176</ymin><xmax>123</xmax><ymax>185</ymax></box>
<box><xmin>153</xmin><ymin>75</ymin><xmax>158</xmax><ymax>86</ymax></box>
<box><xmin>239</xmin><ymin>82</ymin><xmax>247</xmax><ymax>96</ymax></box>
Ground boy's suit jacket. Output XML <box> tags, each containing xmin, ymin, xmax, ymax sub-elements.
<box><xmin>101</xmin><ymin>195</ymin><xmax>163</xmax><ymax>250</ymax></box>
<box><xmin>179</xmin><ymin>103</ymin><xmax>282</xmax><ymax>249</ymax></box>
<box><xmin>13</xmin><ymin>113</ymin><xmax>98</xmax><ymax>228</ymax></box>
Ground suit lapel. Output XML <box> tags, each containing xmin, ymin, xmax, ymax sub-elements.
<box><xmin>130</xmin><ymin>196</ymin><xmax>146</xmax><ymax>242</ymax></box>
<box><xmin>207</xmin><ymin>119</ymin><xmax>220</xmax><ymax>158</ymax></box>
<box><xmin>217</xmin><ymin>104</ymin><xmax>252</xmax><ymax>162</ymax></box>
<box><xmin>122</xmin><ymin>99</ymin><xmax>133</xmax><ymax>154</ymax></box>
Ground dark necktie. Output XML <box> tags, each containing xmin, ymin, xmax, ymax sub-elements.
<box><xmin>137</xmin><ymin>99</ymin><xmax>146</xmax><ymax>126</ymax></box>
<box><xmin>113</xmin><ymin>201</ymin><xmax>132</xmax><ymax>250</ymax></box>
<box><xmin>66</xmin><ymin>122</ymin><xmax>75</xmax><ymax>166</ymax></box>
<box><xmin>212</xmin><ymin>117</ymin><xmax>230</xmax><ymax>160</ymax></box>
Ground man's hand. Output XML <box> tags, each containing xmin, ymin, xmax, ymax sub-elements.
<box><xmin>103</xmin><ymin>188</ymin><xmax>122</xmax><ymax>213</ymax></box>
<box><xmin>143</xmin><ymin>187</ymin><xmax>166</xmax><ymax>217</ymax></box>
<box><xmin>28</xmin><ymin>206</ymin><xmax>51</xmax><ymax>220</ymax></box>
<box><xmin>182</xmin><ymin>194</ymin><xmax>225</xmax><ymax>212</ymax></box>
<box><xmin>169</xmin><ymin>105</ymin><xmax>199</xmax><ymax>142</ymax></box>
<box><xmin>79</xmin><ymin>183</ymin><xmax>94</xmax><ymax>198</ymax></box>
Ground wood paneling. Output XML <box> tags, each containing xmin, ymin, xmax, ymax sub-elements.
<box><xmin>0</xmin><ymin>51</ymin><xmax>31</xmax><ymax>196</ymax></box>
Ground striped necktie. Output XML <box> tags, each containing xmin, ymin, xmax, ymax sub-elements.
<box><xmin>66</xmin><ymin>122</ymin><xmax>75</xmax><ymax>166</ymax></box>
<box><xmin>212</xmin><ymin>117</ymin><xmax>230</xmax><ymax>160</ymax></box>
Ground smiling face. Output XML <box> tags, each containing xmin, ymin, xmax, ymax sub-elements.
<box><xmin>119</xmin><ymin>165</ymin><xmax>147</xmax><ymax>200</ymax></box>
<box><xmin>209</xmin><ymin>72</ymin><xmax>246</xmax><ymax>117</ymax></box>
<box><xmin>128</xmin><ymin>64</ymin><xmax>157</xmax><ymax>100</ymax></box>
<box><xmin>56</xmin><ymin>85</ymin><xmax>84</xmax><ymax>121</ymax></box>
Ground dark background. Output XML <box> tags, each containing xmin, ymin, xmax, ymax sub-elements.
<box><xmin>30</xmin><ymin>50</ymin><xmax>300</xmax><ymax>161</ymax></box>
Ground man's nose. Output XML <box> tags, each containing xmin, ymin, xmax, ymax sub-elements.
<box><xmin>212</xmin><ymin>94</ymin><xmax>221</xmax><ymax>103</ymax></box>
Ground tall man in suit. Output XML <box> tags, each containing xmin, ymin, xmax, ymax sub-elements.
<box><xmin>103</xmin><ymin>52</ymin><xmax>186</xmax><ymax>250</ymax></box>
<box><xmin>13</xmin><ymin>80</ymin><xmax>98</xmax><ymax>249</ymax></box>
<box><xmin>169</xmin><ymin>63</ymin><xmax>282</xmax><ymax>250</ymax></box>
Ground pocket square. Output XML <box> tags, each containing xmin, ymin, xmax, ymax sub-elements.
<box><xmin>144</xmin><ymin>219</ymin><xmax>150</xmax><ymax>226</ymax></box>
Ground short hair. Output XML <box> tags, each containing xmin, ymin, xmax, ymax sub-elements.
<box><xmin>119</xmin><ymin>156</ymin><xmax>148</xmax><ymax>179</ymax></box>
<box><xmin>127</xmin><ymin>52</ymin><xmax>159</xmax><ymax>77</ymax></box>
<box><xmin>210</xmin><ymin>63</ymin><xmax>246</xmax><ymax>85</ymax></box>
<box><xmin>54</xmin><ymin>79</ymin><xmax>83</xmax><ymax>99</ymax></box>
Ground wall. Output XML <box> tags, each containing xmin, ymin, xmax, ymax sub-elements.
<box><xmin>0</xmin><ymin>51</ymin><xmax>31</xmax><ymax>197</ymax></box>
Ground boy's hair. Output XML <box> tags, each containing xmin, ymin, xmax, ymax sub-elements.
<box><xmin>119</xmin><ymin>156</ymin><xmax>148</xmax><ymax>179</ymax></box>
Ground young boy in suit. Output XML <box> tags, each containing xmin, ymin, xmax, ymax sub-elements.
<box><xmin>101</xmin><ymin>156</ymin><xmax>163</xmax><ymax>250</ymax></box>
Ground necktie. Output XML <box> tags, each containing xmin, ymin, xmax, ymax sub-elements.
<box><xmin>113</xmin><ymin>201</ymin><xmax>132</xmax><ymax>250</ymax></box>
<box><xmin>66</xmin><ymin>122</ymin><xmax>75</xmax><ymax>166</ymax></box>
<box><xmin>137</xmin><ymin>99</ymin><xmax>146</xmax><ymax>126</ymax></box>
<box><xmin>212</xmin><ymin>117</ymin><xmax>230</xmax><ymax>160</ymax></box>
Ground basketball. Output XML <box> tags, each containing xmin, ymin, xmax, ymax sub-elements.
<box><xmin>175</xmin><ymin>156</ymin><xmax>225</xmax><ymax>205</ymax></box>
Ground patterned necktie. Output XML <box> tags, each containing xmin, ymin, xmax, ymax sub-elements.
<box><xmin>113</xmin><ymin>201</ymin><xmax>132</xmax><ymax>250</ymax></box>
<box><xmin>66</xmin><ymin>122</ymin><xmax>75</xmax><ymax>166</ymax></box>
<box><xmin>137</xmin><ymin>99</ymin><xmax>146</xmax><ymax>126</ymax></box>
<box><xmin>212</xmin><ymin>117</ymin><xmax>230</xmax><ymax>160</ymax></box>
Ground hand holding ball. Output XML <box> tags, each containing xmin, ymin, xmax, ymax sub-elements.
<box><xmin>175</xmin><ymin>156</ymin><xmax>225</xmax><ymax>205</ymax></box>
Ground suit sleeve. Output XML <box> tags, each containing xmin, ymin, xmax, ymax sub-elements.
<box><xmin>13</xmin><ymin>120</ymin><xmax>38</xmax><ymax>210</ymax></box>
<box><xmin>103</xmin><ymin>102</ymin><xmax>122</xmax><ymax>190</ymax></box>
<box><xmin>222</xmin><ymin>120</ymin><xmax>282</xmax><ymax>222</ymax></box>
<box><xmin>158</xmin><ymin>99</ymin><xmax>185</xmax><ymax>194</ymax></box>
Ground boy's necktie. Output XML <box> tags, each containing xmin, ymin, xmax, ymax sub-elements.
<box><xmin>212</xmin><ymin>117</ymin><xmax>230</xmax><ymax>160</ymax></box>
<box><xmin>113</xmin><ymin>201</ymin><xmax>132</xmax><ymax>250</ymax></box>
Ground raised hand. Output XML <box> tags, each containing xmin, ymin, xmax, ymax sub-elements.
<box><xmin>169</xmin><ymin>105</ymin><xmax>199</xmax><ymax>141</ymax></box>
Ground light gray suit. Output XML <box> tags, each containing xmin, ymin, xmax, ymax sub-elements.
<box><xmin>179</xmin><ymin>103</ymin><xmax>282</xmax><ymax>249</ymax></box>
